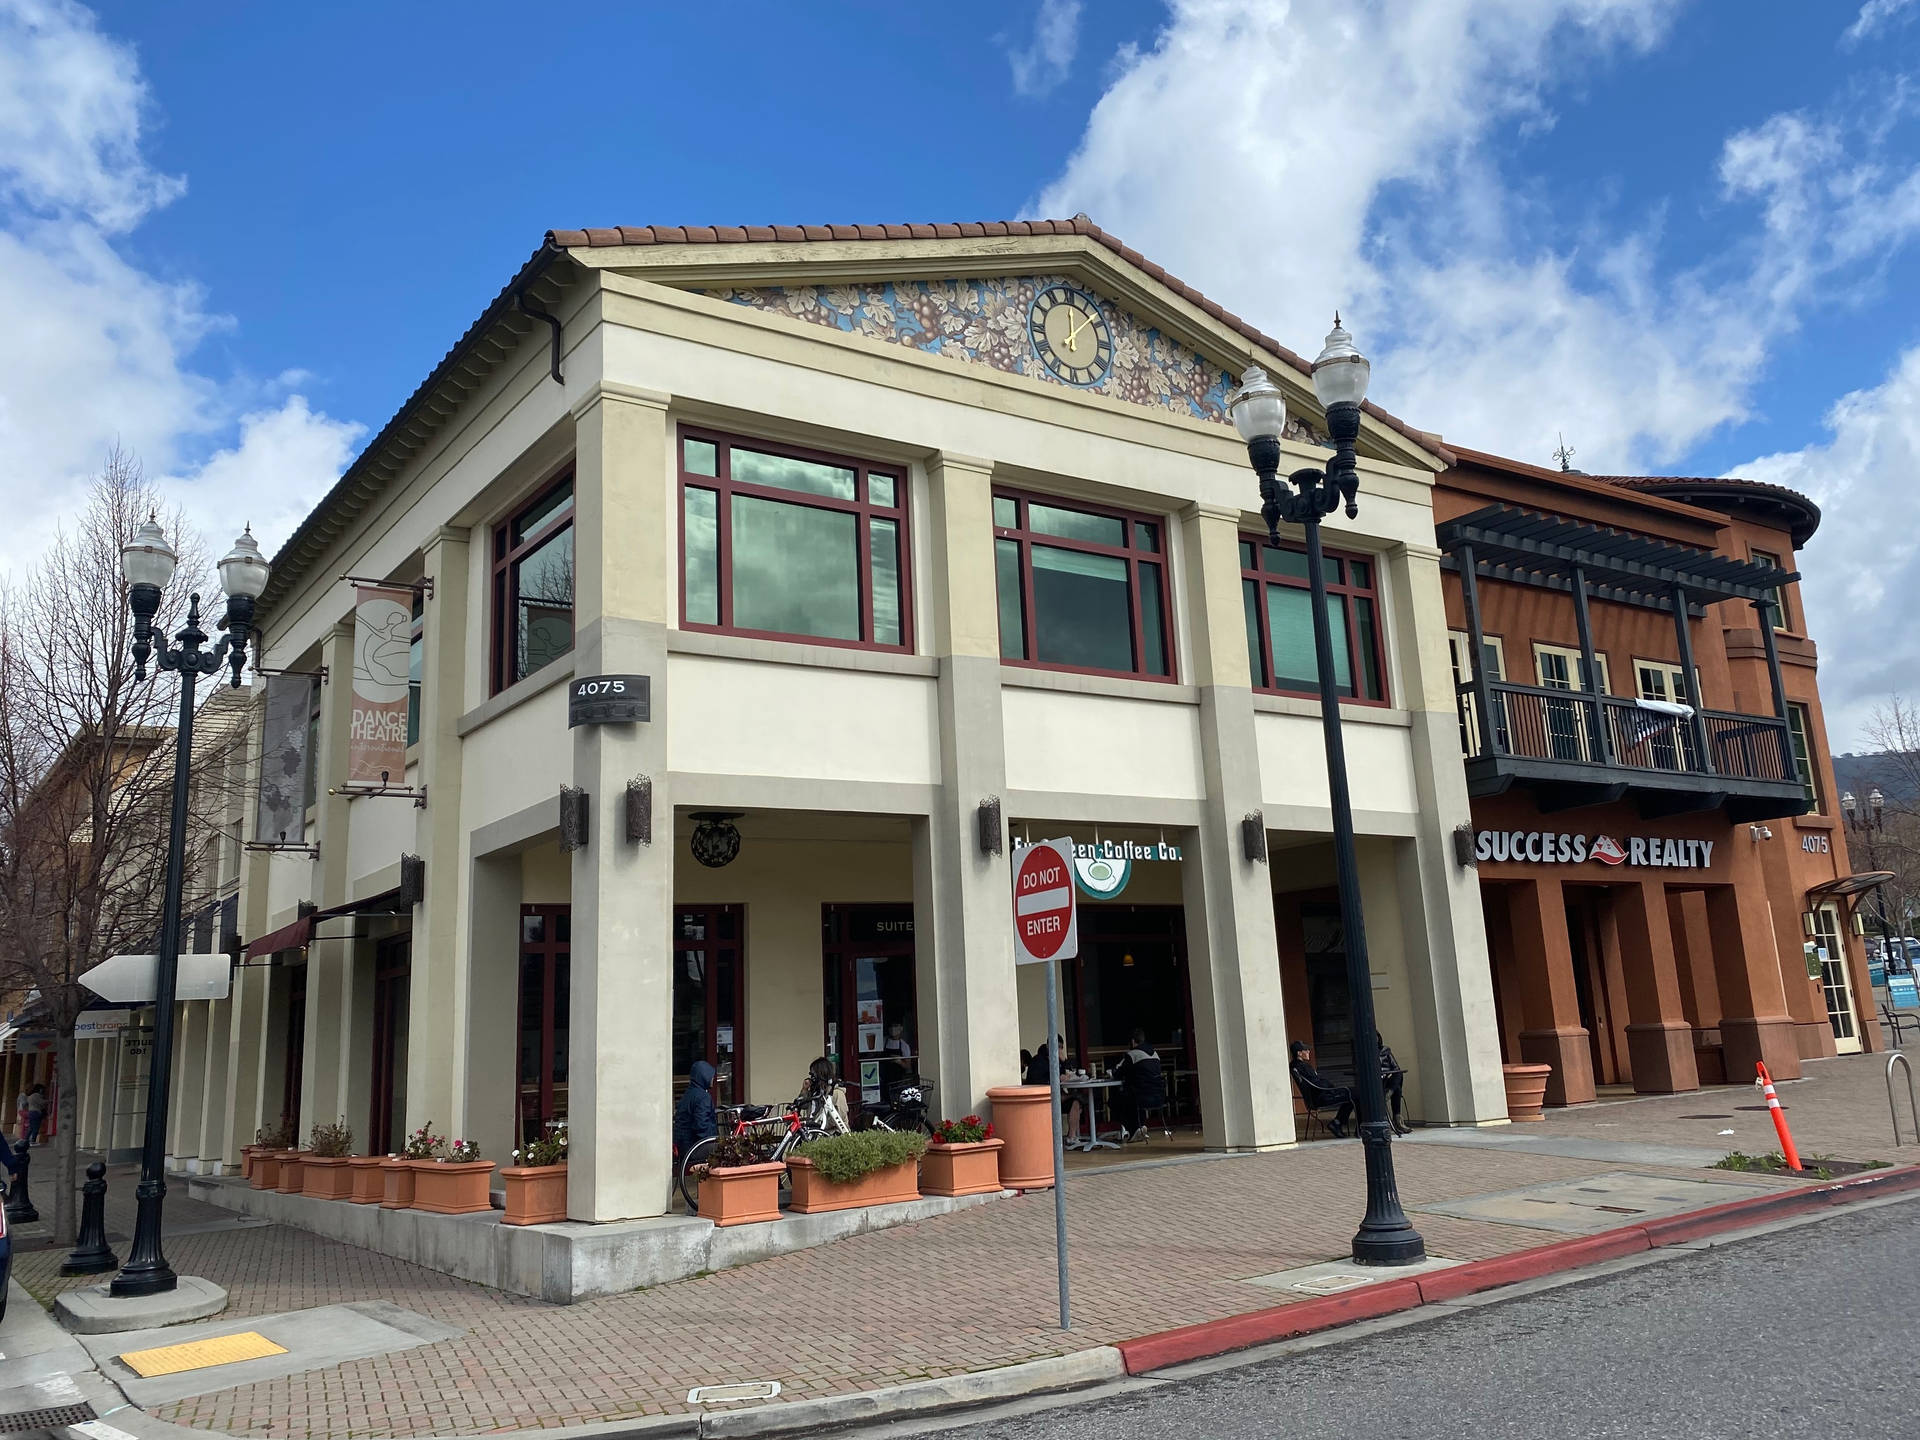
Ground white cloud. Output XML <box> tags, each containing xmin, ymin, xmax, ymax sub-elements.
<box><xmin>1007</xmin><ymin>0</ymin><xmax>1083</xmax><ymax>97</ymax></box>
<box><xmin>1034</xmin><ymin>1</ymin><xmax>1920</xmax><ymax>476</ymax></box>
<box><xmin>1844</xmin><ymin>0</ymin><xmax>1918</xmax><ymax>46</ymax></box>
<box><xmin>1734</xmin><ymin>347</ymin><xmax>1920</xmax><ymax>751</ymax></box>
<box><xmin>0</xmin><ymin>0</ymin><xmax>357</xmax><ymax>577</ymax></box>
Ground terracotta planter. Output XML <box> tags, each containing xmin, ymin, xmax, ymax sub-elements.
<box><xmin>379</xmin><ymin>1156</ymin><xmax>416</xmax><ymax>1209</ymax></box>
<box><xmin>696</xmin><ymin>1161</ymin><xmax>785</xmax><ymax>1226</ymax></box>
<box><xmin>787</xmin><ymin>1156</ymin><xmax>920</xmax><ymax>1214</ymax></box>
<box><xmin>920</xmin><ymin>1138</ymin><xmax>1005</xmax><ymax>1198</ymax></box>
<box><xmin>409</xmin><ymin>1159</ymin><xmax>496</xmax><ymax>1215</ymax></box>
<box><xmin>985</xmin><ymin>1086</ymin><xmax>1055</xmax><ymax>1189</ymax></box>
<box><xmin>250</xmin><ymin>1150</ymin><xmax>281</xmax><ymax>1190</ymax></box>
<box><xmin>501</xmin><ymin>1163</ymin><xmax>568</xmax><ymax>1225</ymax></box>
<box><xmin>240</xmin><ymin>1145</ymin><xmax>259</xmax><ymax>1180</ymax></box>
<box><xmin>1502</xmin><ymin>1062</ymin><xmax>1553</xmax><ymax>1122</ymax></box>
<box><xmin>348</xmin><ymin>1156</ymin><xmax>386</xmax><ymax>1204</ymax></box>
<box><xmin>275</xmin><ymin>1150</ymin><xmax>308</xmax><ymax>1194</ymax></box>
<box><xmin>302</xmin><ymin>1155</ymin><xmax>356</xmax><ymax>1199</ymax></box>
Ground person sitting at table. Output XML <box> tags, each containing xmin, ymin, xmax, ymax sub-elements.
<box><xmin>1377</xmin><ymin>1031</ymin><xmax>1411</xmax><ymax>1136</ymax></box>
<box><xmin>1289</xmin><ymin>1040</ymin><xmax>1354</xmax><ymax>1138</ymax></box>
<box><xmin>1111</xmin><ymin>1029</ymin><xmax>1166</xmax><ymax>1140</ymax></box>
<box><xmin>1024</xmin><ymin>1038</ymin><xmax>1081</xmax><ymax>1140</ymax></box>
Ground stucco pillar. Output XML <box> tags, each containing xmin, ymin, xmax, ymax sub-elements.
<box><xmin>1613</xmin><ymin>878</ymin><xmax>1699</xmax><ymax>1094</ymax></box>
<box><xmin>1706</xmin><ymin>880</ymin><xmax>1802</xmax><ymax>1082</ymax></box>
<box><xmin>912</xmin><ymin>453</ymin><xmax>1020</xmax><ymax>1120</ymax></box>
<box><xmin>407</xmin><ymin>526</ymin><xmax>470</xmax><ymax>1137</ymax></box>
<box><xmin>1387</xmin><ymin>543</ymin><xmax>1509</xmax><ymax>1124</ymax></box>
<box><xmin>1176</xmin><ymin>503</ymin><xmax>1293</xmax><ymax>1150</ymax></box>
<box><xmin>462</xmin><ymin>851</ymin><xmax>523</xmax><ymax>1170</ymax></box>
<box><xmin>75</xmin><ymin>1044</ymin><xmax>97</xmax><ymax>1149</ymax></box>
<box><xmin>198</xmin><ymin>996</ymin><xmax>232</xmax><ymax>1170</ymax></box>
<box><xmin>567</xmin><ymin>384</ymin><xmax>675</xmax><ymax>1221</ymax></box>
<box><xmin>301</xmin><ymin>621</ymin><xmax>356</xmax><ymax>1138</ymax></box>
<box><xmin>1507</xmin><ymin>877</ymin><xmax>1595</xmax><ymax>1105</ymax></box>
<box><xmin>337</xmin><ymin>939</ymin><xmax>376</xmax><ymax>1142</ymax></box>
<box><xmin>169</xmin><ymin>1002</ymin><xmax>206</xmax><ymax>1166</ymax></box>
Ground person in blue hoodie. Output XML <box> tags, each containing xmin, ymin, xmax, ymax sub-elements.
<box><xmin>673</xmin><ymin>1060</ymin><xmax>718</xmax><ymax>1165</ymax></box>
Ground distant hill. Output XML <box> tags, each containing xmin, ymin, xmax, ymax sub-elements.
<box><xmin>1833</xmin><ymin>752</ymin><xmax>1919</xmax><ymax>809</ymax></box>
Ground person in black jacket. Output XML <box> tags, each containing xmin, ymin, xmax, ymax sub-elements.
<box><xmin>1289</xmin><ymin>1040</ymin><xmax>1354</xmax><ymax>1138</ymax></box>
<box><xmin>673</xmin><ymin>1060</ymin><xmax>718</xmax><ymax>1162</ymax></box>
<box><xmin>1112</xmin><ymin>1029</ymin><xmax>1166</xmax><ymax>1139</ymax></box>
<box><xmin>1377</xmin><ymin>1031</ymin><xmax>1411</xmax><ymax>1136</ymax></box>
<box><xmin>1023</xmin><ymin>1038</ymin><xmax>1082</xmax><ymax>1142</ymax></box>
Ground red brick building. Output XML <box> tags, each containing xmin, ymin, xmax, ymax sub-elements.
<box><xmin>1435</xmin><ymin>449</ymin><xmax>1876</xmax><ymax>1106</ymax></box>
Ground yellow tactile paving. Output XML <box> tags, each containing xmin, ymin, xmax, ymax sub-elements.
<box><xmin>119</xmin><ymin>1331</ymin><xmax>287</xmax><ymax>1378</ymax></box>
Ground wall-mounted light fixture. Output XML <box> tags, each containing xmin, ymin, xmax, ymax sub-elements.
<box><xmin>559</xmin><ymin>787</ymin><xmax>589</xmax><ymax>852</ymax></box>
<box><xmin>626</xmin><ymin>777</ymin><xmax>652</xmax><ymax>845</ymax></box>
<box><xmin>1242</xmin><ymin>812</ymin><xmax>1268</xmax><ymax>864</ymax></box>
<box><xmin>977</xmin><ymin>796</ymin><xmax>1003</xmax><ymax>857</ymax></box>
<box><xmin>690</xmin><ymin>811</ymin><xmax>743</xmax><ymax>869</ymax></box>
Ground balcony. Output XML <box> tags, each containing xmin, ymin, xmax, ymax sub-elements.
<box><xmin>1456</xmin><ymin>680</ymin><xmax>1809</xmax><ymax>820</ymax></box>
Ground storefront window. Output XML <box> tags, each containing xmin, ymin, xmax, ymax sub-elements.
<box><xmin>675</xmin><ymin>906</ymin><xmax>745</xmax><ymax>1106</ymax></box>
<box><xmin>1240</xmin><ymin>538</ymin><xmax>1387</xmax><ymax>703</ymax></box>
<box><xmin>994</xmin><ymin>491</ymin><xmax>1173</xmax><ymax>679</ymax></box>
<box><xmin>679</xmin><ymin>430</ymin><xmax>909</xmax><ymax>651</ymax></box>
<box><xmin>1787</xmin><ymin>702</ymin><xmax>1822</xmax><ymax>812</ymax></box>
<box><xmin>492</xmin><ymin>476</ymin><xmax>575</xmax><ymax>693</ymax></box>
<box><xmin>822</xmin><ymin>904</ymin><xmax>917</xmax><ymax>1114</ymax></box>
<box><xmin>516</xmin><ymin>905</ymin><xmax>570</xmax><ymax>1146</ymax></box>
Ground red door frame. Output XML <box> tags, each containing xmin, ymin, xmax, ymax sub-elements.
<box><xmin>368</xmin><ymin>934</ymin><xmax>411</xmax><ymax>1155</ymax></box>
<box><xmin>674</xmin><ymin>905</ymin><xmax>748</xmax><ymax>1105</ymax></box>
<box><xmin>821</xmin><ymin>903</ymin><xmax>916</xmax><ymax>1117</ymax></box>
<box><xmin>517</xmin><ymin>904</ymin><xmax>570</xmax><ymax>1148</ymax></box>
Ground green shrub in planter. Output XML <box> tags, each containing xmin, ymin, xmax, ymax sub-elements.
<box><xmin>792</xmin><ymin>1130</ymin><xmax>926</xmax><ymax>1184</ymax></box>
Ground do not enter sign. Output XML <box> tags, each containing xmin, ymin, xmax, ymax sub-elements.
<box><xmin>1013</xmin><ymin>838</ymin><xmax>1078</xmax><ymax>965</ymax></box>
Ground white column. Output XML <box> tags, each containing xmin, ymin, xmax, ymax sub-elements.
<box><xmin>170</xmin><ymin>1002</ymin><xmax>208</xmax><ymax>1168</ymax></box>
<box><xmin>198</xmin><ymin>997</ymin><xmax>232</xmax><ymax>1170</ymax></box>
<box><xmin>301</xmin><ymin>622</ymin><xmax>355</xmax><ymax>1139</ymax></box>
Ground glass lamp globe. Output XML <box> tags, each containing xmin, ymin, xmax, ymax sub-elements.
<box><xmin>122</xmin><ymin>516</ymin><xmax>178</xmax><ymax>591</ymax></box>
<box><xmin>218</xmin><ymin>526</ymin><xmax>271</xmax><ymax>599</ymax></box>
<box><xmin>1227</xmin><ymin>365</ymin><xmax>1287</xmax><ymax>444</ymax></box>
<box><xmin>1310</xmin><ymin>314</ymin><xmax>1371</xmax><ymax>409</ymax></box>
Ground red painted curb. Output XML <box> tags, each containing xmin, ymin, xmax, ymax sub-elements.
<box><xmin>1116</xmin><ymin>1164</ymin><xmax>1920</xmax><ymax>1376</ymax></box>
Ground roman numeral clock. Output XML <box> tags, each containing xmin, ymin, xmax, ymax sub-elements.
<box><xmin>1027</xmin><ymin>284</ymin><xmax>1114</xmax><ymax>387</ymax></box>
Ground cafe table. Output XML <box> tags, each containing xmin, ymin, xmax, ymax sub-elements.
<box><xmin>1061</xmin><ymin>1076</ymin><xmax>1121</xmax><ymax>1151</ymax></box>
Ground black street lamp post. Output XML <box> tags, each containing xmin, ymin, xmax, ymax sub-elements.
<box><xmin>1842</xmin><ymin>789</ymin><xmax>1901</xmax><ymax>969</ymax></box>
<box><xmin>112</xmin><ymin>519</ymin><xmax>269</xmax><ymax>1297</ymax></box>
<box><xmin>1228</xmin><ymin>319</ymin><xmax>1425</xmax><ymax>1266</ymax></box>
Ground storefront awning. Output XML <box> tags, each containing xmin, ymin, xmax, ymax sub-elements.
<box><xmin>1808</xmin><ymin>871</ymin><xmax>1896</xmax><ymax>900</ymax></box>
<box><xmin>1437</xmin><ymin>504</ymin><xmax>1797</xmax><ymax>607</ymax></box>
<box><xmin>243</xmin><ymin>886</ymin><xmax>411</xmax><ymax>959</ymax></box>
<box><xmin>244</xmin><ymin>913</ymin><xmax>312</xmax><ymax>959</ymax></box>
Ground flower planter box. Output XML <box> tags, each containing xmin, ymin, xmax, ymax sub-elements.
<box><xmin>240</xmin><ymin>1146</ymin><xmax>260</xmax><ymax>1180</ymax></box>
<box><xmin>1502</xmin><ymin>1062</ymin><xmax>1553</xmax><ymax>1122</ymax></box>
<box><xmin>985</xmin><ymin>1086</ymin><xmax>1055</xmax><ymax>1189</ymax></box>
<box><xmin>380</xmin><ymin>1156</ymin><xmax>416</xmax><ymax>1209</ymax></box>
<box><xmin>274</xmin><ymin>1150</ymin><xmax>308</xmax><ymax>1195</ymax></box>
<box><xmin>500</xmin><ymin>1163</ymin><xmax>568</xmax><ymax>1226</ymax></box>
<box><xmin>302</xmin><ymin>1155</ymin><xmax>356</xmax><ymax>1200</ymax></box>
<box><xmin>410</xmin><ymin>1159</ymin><xmax>496</xmax><ymax>1215</ymax></box>
<box><xmin>787</xmin><ymin>1156</ymin><xmax>920</xmax><ymax>1214</ymax></box>
<box><xmin>920</xmin><ymin>1138</ymin><xmax>1005</xmax><ymax>1198</ymax></box>
<box><xmin>347</xmin><ymin>1156</ymin><xmax>386</xmax><ymax>1204</ymax></box>
<box><xmin>696</xmin><ymin>1161</ymin><xmax>785</xmax><ymax>1226</ymax></box>
<box><xmin>250</xmin><ymin>1150</ymin><xmax>281</xmax><ymax>1190</ymax></box>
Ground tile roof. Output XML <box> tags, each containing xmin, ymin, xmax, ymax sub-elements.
<box><xmin>546</xmin><ymin>216</ymin><xmax>1452</xmax><ymax>464</ymax></box>
<box><xmin>1583</xmin><ymin>474</ymin><xmax>1821</xmax><ymax>548</ymax></box>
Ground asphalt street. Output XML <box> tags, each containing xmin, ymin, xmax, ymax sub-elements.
<box><xmin>924</xmin><ymin>1195</ymin><xmax>1919</xmax><ymax>1439</ymax></box>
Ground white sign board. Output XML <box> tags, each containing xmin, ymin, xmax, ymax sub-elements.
<box><xmin>73</xmin><ymin>1009</ymin><xmax>129</xmax><ymax>1040</ymax></box>
<box><xmin>81</xmin><ymin>953</ymin><xmax>231</xmax><ymax>1004</ymax></box>
<box><xmin>1012</xmin><ymin>839</ymin><xmax>1078</xmax><ymax>966</ymax></box>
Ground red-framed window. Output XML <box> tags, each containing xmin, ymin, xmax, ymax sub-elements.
<box><xmin>491</xmin><ymin>474</ymin><xmax>575</xmax><ymax>694</ymax></box>
<box><xmin>678</xmin><ymin>427</ymin><xmax>910</xmax><ymax>651</ymax></box>
<box><xmin>1240</xmin><ymin>537</ymin><xmax>1388</xmax><ymax>704</ymax></box>
<box><xmin>993</xmin><ymin>490</ymin><xmax>1174</xmax><ymax>681</ymax></box>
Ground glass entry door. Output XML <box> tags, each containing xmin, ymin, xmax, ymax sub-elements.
<box><xmin>674</xmin><ymin>906</ymin><xmax>745</xmax><ymax>1107</ymax></box>
<box><xmin>369</xmin><ymin>935</ymin><xmax>410</xmax><ymax>1155</ymax></box>
<box><xmin>822</xmin><ymin>904</ymin><xmax>917</xmax><ymax>1114</ymax></box>
<box><xmin>517</xmin><ymin>905</ymin><xmax>570</xmax><ymax>1149</ymax></box>
<box><xmin>1811</xmin><ymin>905</ymin><xmax>1861</xmax><ymax>1054</ymax></box>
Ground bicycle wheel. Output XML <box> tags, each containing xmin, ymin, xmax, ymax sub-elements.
<box><xmin>678</xmin><ymin>1136</ymin><xmax>717</xmax><ymax>1214</ymax></box>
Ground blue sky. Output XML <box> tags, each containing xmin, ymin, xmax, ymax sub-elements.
<box><xmin>4</xmin><ymin>0</ymin><xmax>1920</xmax><ymax>744</ymax></box>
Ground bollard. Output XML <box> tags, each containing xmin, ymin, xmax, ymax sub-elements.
<box><xmin>1756</xmin><ymin>1062</ymin><xmax>1804</xmax><ymax>1172</ymax></box>
<box><xmin>4</xmin><ymin>1139</ymin><xmax>36</xmax><ymax>1224</ymax></box>
<box><xmin>61</xmin><ymin>1162</ymin><xmax>117</xmax><ymax>1275</ymax></box>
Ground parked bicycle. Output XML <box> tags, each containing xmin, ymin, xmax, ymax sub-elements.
<box><xmin>677</xmin><ymin>1059</ymin><xmax>853</xmax><ymax>1213</ymax></box>
<box><xmin>862</xmin><ymin>1079</ymin><xmax>934</xmax><ymax>1136</ymax></box>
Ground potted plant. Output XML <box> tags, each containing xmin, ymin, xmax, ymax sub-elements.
<box><xmin>275</xmin><ymin>1143</ymin><xmax>309</xmax><ymax>1195</ymax></box>
<box><xmin>1502</xmin><ymin>1062</ymin><xmax>1552</xmax><ymax>1121</ymax></box>
<box><xmin>922</xmin><ymin>1115</ymin><xmax>1005</xmax><ymax>1198</ymax></box>
<box><xmin>348</xmin><ymin>1152</ymin><xmax>385</xmax><ymax>1203</ymax></box>
<box><xmin>502</xmin><ymin>1120</ymin><xmax>568</xmax><ymax>1226</ymax></box>
<box><xmin>693</xmin><ymin>1132</ymin><xmax>785</xmax><ymax>1227</ymax></box>
<box><xmin>411</xmin><ymin>1137</ymin><xmax>495</xmax><ymax>1215</ymax></box>
<box><xmin>787</xmin><ymin>1130</ymin><xmax>925</xmax><ymax>1214</ymax></box>
<box><xmin>250</xmin><ymin>1120</ymin><xmax>292</xmax><ymax>1191</ymax></box>
<box><xmin>302</xmin><ymin>1119</ymin><xmax>357</xmax><ymax>1199</ymax></box>
<box><xmin>382</xmin><ymin>1121</ymin><xmax>439</xmax><ymax>1209</ymax></box>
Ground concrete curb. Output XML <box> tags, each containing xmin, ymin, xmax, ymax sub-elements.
<box><xmin>1116</xmin><ymin>1163</ymin><xmax>1920</xmax><ymax>1374</ymax></box>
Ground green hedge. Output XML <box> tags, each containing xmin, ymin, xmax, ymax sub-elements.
<box><xmin>793</xmin><ymin>1130</ymin><xmax>927</xmax><ymax>1184</ymax></box>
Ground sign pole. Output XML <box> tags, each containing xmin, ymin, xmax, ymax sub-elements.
<box><xmin>1045</xmin><ymin>955</ymin><xmax>1070</xmax><ymax>1331</ymax></box>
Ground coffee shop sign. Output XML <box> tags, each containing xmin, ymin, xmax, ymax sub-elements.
<box><xmin>1474</xmin><ymin>830</ymin><xmax>1715</xmax><ymax>869</ymax></box>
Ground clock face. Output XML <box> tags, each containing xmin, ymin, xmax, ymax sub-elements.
<box><xmin>1027</xmin><ymin>284</ymin><xmax>1114</xmax><ymax>387</ymax></box>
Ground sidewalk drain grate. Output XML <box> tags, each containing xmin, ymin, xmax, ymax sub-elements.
<box><xmin>0</xmin><ymin>1402</ymin><xmax>95</xmax><ymax>1433</ymax></box>
<box><xmin>688</xmin><ymin>1382</ymin><xmax>782</xmax><ymax>1405</ymax></box>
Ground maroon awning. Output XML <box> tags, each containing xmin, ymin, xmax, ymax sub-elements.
<box><xmin>244</xmin><ymin>914</ymin><xmax>312</xmax><ymax>959</ymax></box>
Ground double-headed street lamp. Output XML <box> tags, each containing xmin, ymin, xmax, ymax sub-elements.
<box><xmin>1228</xmin><ymin>319</ymin><xmax>1425</xmax><ymax>1266</ymax></box>
<box><xmin>1841</xmin><ymin>789</ymin><xmax>1902</xmax><ymax>969</ymax></box>
<box><xmin>112</xmin><ymin>519</ymin><xmax>269</xmax><ymax>1297</ymax></box>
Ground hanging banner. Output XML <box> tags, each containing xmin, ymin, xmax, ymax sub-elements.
<box><xmin>349</xmin><ymin>586</ymin><xmax>413</xmax><ymax>784</ymax></box>
<box><xmin>255</xmin><ymin>673</ymin><xmax>315</xmax><ymax>843</ymax></box>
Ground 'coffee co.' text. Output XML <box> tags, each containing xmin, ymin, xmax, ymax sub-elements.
<box><xmin>1473</xmin><ymin>830</ymin><xmax>1716</xmax><ymax>869</ymax></box>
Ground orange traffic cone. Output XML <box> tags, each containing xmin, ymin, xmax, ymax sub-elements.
<box><xmin>1755</xmin><ymin>1062</ymin><xmax>1802</xmax><ymax>1172</ymax></box>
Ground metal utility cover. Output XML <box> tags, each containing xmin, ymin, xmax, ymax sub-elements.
<box><xmin>120</xmin><ymin>1332</ymin><xmax>287</xmax><ymax>1377</ymax></box>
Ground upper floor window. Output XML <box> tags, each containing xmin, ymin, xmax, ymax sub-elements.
<box><xmin>995</xmin><ymin>493</ymin><xmax>1172</xmax><ymax>680</ymax></box>
<box><xmin>1787</xmin><ymin>702</ymin><xmax>1822</xmax><ymax>813</ymax></box>
<box><xmin>1241</xmin><ymin>539</ymin><xmax>1386</xmax><ymax>703</ymax></box>
<box><xmin>680</xmin><ymin>429</ymin><xmax>908</xmax><ymax>650</ymax></box>
<box><xmin>492</xmin><ymin>475</ymin><xmax>575</xmax><ymax>694</ymax></box>
<box><xmin>1750</xmin><ymin>548</ymin><xmax>1791</xmax><ymax>632</ymax></box>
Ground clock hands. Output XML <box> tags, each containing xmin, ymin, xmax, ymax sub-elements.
<box><xmin>1064</xmin><ymin>309</ymin><xmax>1094</xmax><ymax>353</ymax></box>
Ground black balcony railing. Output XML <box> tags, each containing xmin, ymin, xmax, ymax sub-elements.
<box><xmin>1456</xmin><ymin>679</ymin><xmax>1796</xmax><ymax>784</ymax></box>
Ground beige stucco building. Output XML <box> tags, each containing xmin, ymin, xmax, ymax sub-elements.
<box><xmin>190</xmin><ymin>217</ymin><xmax>1506</xmax><ymax>1222</ymax></box>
